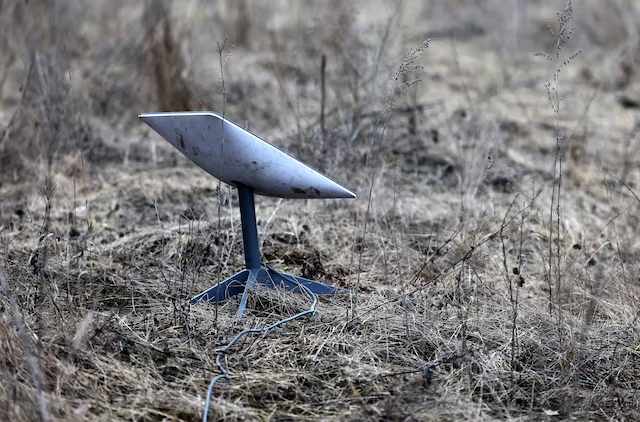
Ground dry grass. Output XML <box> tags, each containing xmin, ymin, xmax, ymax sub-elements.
<box><xmin>2</xmin><ymin>0</ymin><xmax>640</xmax><ymax>421</ymax></box>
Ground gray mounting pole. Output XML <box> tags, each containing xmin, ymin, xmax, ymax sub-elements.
<box><xmin>237</xmin><ymin>183</ymin><xmax>261</xmax><ymax>270</ymax></box>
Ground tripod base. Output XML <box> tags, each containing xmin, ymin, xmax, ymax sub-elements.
<box><xmin>190</xmin><ymin>267</ymin><xmax>347</xmax><ymax>317</ymax></box>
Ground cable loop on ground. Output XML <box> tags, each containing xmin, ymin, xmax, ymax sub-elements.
<box><xmin>202</xmin><ymin>285</ymin><xmax>318</xmax><ymax>422</ymax></box>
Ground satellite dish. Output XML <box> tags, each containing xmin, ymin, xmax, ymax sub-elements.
<box><xmin>139</xmin><ymin>111</ymin><xmax>355</xmax><ymax>317</ymax></box>
<box><xmin>139</xmin><ymin>111</ymin><xmax>355</xmax><ymax>199</ymax></box>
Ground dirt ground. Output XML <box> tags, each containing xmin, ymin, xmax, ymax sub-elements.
<box><xmin>2</xmin><ymin>0</ymin><xmax>640</xmax><ymax>421</ymax></box>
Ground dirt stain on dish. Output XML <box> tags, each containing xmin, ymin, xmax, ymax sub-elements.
<box><xmin>175</xmin><ymin>130</ymin><xmax>186</xmax><ymax>149</ymax></box>
<box><xmin>291</xmin><ymin>187</ymin><xmax>321</xmax><ymax>196</ymax></box>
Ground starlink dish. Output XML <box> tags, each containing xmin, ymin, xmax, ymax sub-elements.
<box><xmin>139</xmin><ymin>111</ymin><xmax>355</xmax><ymax>317</ymax></box>
<box><xmin>139</xmin><ymin>111</ymin><xmax>355</xmax><ymax>199</ymax></box>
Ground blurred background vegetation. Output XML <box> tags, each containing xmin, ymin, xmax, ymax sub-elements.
<box><xmin>2</xmin><ymin>1</ymin><xmax>640</xmax><ymax>421</ymax></box>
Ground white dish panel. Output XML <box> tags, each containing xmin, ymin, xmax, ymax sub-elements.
<box><xmin>139</xmin><ymin>111</ymin><xmax>356</xmax><ymax>199</ymax></box>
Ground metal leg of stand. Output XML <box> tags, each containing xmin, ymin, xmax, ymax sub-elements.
<box><xmin>189</xmin><ymin>269</ymin><xmax>249</xmax><ymax>304</ymax></box>
<box><xmin>261</xmin><ymin>267</ymin><xmax>346</xmax><ymax>294</ymax></box>
<box><xmin>236</xmin><ymin>268</ymin><xmax>260</xmax><ymax>317</ymax></box>
<box><xmin>235</xmin><ymin>268</ymin><xmax>347</xmax><ymax>317</ymax></box>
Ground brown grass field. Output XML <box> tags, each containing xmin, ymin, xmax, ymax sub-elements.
<box><xmin>2</xmin><ymin>0</ymin><xmax>640</xmax><ymax>420</ymax></box>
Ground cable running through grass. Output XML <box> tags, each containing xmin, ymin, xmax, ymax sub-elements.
<box><xmin>202</xmin><ymin>284</ymin><xmax>318</xmax><ymax>422</ymax></box>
